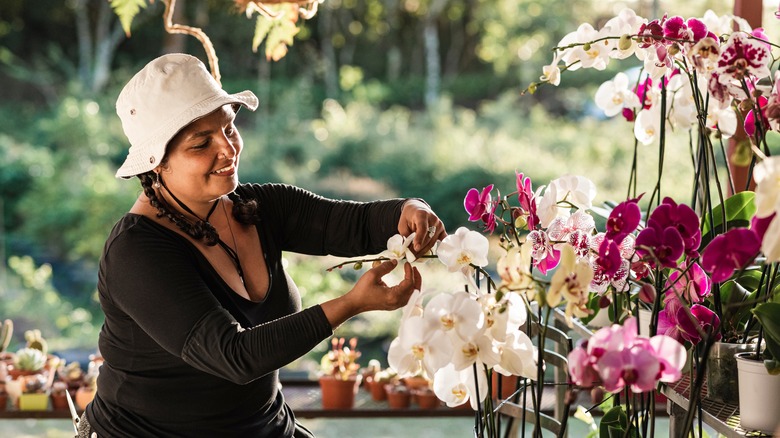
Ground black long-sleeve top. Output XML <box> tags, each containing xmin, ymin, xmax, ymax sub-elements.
<box><xmin>87</xmin><ymin>183</ymin><xmax>405</xmax><ymax>437</ymax></box>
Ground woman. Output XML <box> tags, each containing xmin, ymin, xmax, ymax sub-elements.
<box><xmin>81</xmin><ymin>53</ymin><xmax>445</xmax><ymax>437</ymax></box>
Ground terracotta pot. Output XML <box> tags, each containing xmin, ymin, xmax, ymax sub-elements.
<box><xmin>0</xmin><ymin>393</ymin><xmax>7</xmax><ymax>411</ymax></box>
<box><xmin>51</xmin><ymin>393</ymin><xmax>69</xmax><ymax>411</ymax></box>
<box><xmin>319</xmin><ymin>375</ymin><xmax>359</xmax><ymax>410</ymax></box>
<box><xmin>491</xmin><ymin>373</ymin><xmax>520</xmax><ymax>400</ymax></box>
<box><xmin>412</xmin><ymin>389</ymin><xmax>440</xmax><ymax>409</ymax></box>
<box><xmin>368</xmin><ymin>379</ymin><xmax>387</xmax><ymax>401</ymax></box>
<box><xmin>385</xmin><ymin>385</ymin><xmax>410</xmax><ymax>409</ymax></box>
<box><xmin>736</xmin><ymin>352</ymin><xmax>780</xmax><ymax>434</ymax></box>
<box><xmin>75</xmin><ymin>386</ymin><xmax>97</xmax><ymax>410</ymax></box>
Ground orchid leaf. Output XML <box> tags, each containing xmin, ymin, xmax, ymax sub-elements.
<box><xmin>752</xmin><ymin>302</ymin><xmax>780</xmax><ymax>374</ymax></box>
<box><xmin>600</xmin><ymin>406</ymin><xmax>629</xmax><ymax>438</ymax></box>
<box><xmin>699</xmin><ymin>191</ymin><xmax>756</xmax><ymax>250</ymax></box>
<box><xmin>110</xmin><ymin>0</ymin><xmax>149</xmax><ymax>37</ymax></box>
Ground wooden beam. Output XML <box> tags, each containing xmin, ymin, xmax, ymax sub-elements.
<box><xmin>727</xmin><ymin>0</ymin><xmax>764</xmax><ymax>194</ymax></box>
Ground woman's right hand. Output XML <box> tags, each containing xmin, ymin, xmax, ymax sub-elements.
<box><xmin>320</xmin><ymin>259</ymin><xmax>421</xmax><ymax>328</ymax></box>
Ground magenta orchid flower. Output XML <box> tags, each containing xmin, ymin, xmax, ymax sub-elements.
<box><xmin>744</xmin><ymin>95</ymin><xmax>768</xmax><ymax>137</ymax></box>
<box><xmin>700</xmin><ymin>228</ymin><xmax>760</xmax><ymax>283</ymax></box>
<box><xmin>665</xmin><ymin>262</ymin><xmax>711</xmax><ymax>304</ymax></box>
<box><xmin>635</xmin><ymin>225</ymin><xmax>684</xmax><ymax>269</ymax></box>
<box><xmin>645</xmin><ymin>197</ymin><xmax>701</xmax><ymax>258</ymax></box>
<box><xmin>677</xmin><ymin>304</ymin><xmax>721</xmax><ymax>345</ymax></box>
<box><xmin>605</xmin><ymin>198</ymin><xmax>642</xmax><ymax>243</ymax></box>
<box><xmin>751</xmin><ymin>212</ymin><xmax>776</xmax><ymax>242</ymax></box>
<box><xmin>464</xmin><ymin>184</ymin><xmax>498</xmax><ymax>233</ymax></box>
<box><xmin>663</xmin><ymin>16</ymin><xmax>708</xmax><ymax>45</ymax></box>
<box><xmin>516</xmin><ymin>172</ymin><xmax>539</xmax><ymax>230</ymax></box>
<box><xmin>464</xmin><ymin>184</ymin><xmax>494</xmax><ymax>221</ymax></box>
<box><xmin>595</xmin><ymin>239</ymin><xmax>622</xmax><ymax>278</ymax></box>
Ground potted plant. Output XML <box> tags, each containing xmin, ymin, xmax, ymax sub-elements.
<box><xmin>318</xmin><ymin>337</ymin><xmax>361</xmax><ymax>410</ymax></box>
<box><xmin>74</xmin><ymin>358</ymin><xmax>102</xmax><ymax>410</ymax></box>
<box><xmin>412</xmin><ymin>385</ymin><xmax>441</xmax><ymax>409</ymax></box>
<box><xmin>735</xmin><ymin>302</ymin><xmax>780</xmax><ymax>434</ymax></box>
<box><xmin>6</xmin><ymin>347</ymin><xmax>48</xmax><ymax>407</ymax></box>
<box><xmin>384</xmin><ymin>381</ymin><xmax>411</xmax><ymax>409</ymax></box>
<box><xmin>57</xmin><ymin>361</ymin><xmax>85</xmax><ymax>398</ymax></box>
<box><xmin>50</xmin><ymin>381</ymin><xmax>69</xmax><ymax>411</ymax></box>
<box><xmin>368</xmin><ymin>369</ymin><xmax>395</xmax><ymax>402</ymax></box>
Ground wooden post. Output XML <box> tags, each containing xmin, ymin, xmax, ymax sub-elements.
<box><xmin>727</xmin><ymin>0</ymin><xmax>764</xmax><ymax>194</ymax></box>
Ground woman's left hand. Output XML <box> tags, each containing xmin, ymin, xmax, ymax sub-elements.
<box><xmin>398</xmin><ymin>199</ymin><xmax>447</xmax><ymax>256</ymax></box>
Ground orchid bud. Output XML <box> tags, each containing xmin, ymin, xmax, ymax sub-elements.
<box><xmin>639</xmin><ymin>282</ymin><xmax>656</xmax><ymax>304</ymax></box>
<box><xmin>353</xmin><ymin>262</ymin><xmax>363</xmax><ymax>270</ymax></box>
<box><xmin>583</xmin><ymin>42</ymin><xmax>591</xmax><ymax>51</ymax></box>
<box><xmin>667</xmin><ymin>43</ymin><xmax>680</xmax><ymax>56</ymax></box>
<box><xmin>739</xmin><ymin>99</ymin><xmax>754</xmax><ymax>112</ymax></box>
<box><xmin>514</xmin><ymin>215</ymin><xmax>528</xmax><ymax>230</ymax></box>
<box><xmin>590</xmin><ymin>387</ymin><xmax>604</xmax><ymax>404</ymax></box>
<box><xmin>618</xmin><ymin>34</ymin><xmax>632</xmax><ymax>51</ymax></box>
<box><xmin>598</xmin><ymin>294</ymin><xmax>611</xmax><ymax>309</ymax></box>
<box><xmin>528</xmin><ymin>82</ymin><xmax>538</xmax><ymax>94</ymax></box>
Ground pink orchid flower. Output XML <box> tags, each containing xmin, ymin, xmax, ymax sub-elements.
<box><xmin>598</xmin><ymin>345</ymin><xmax>661</xmax><ymax>393</ymax></box>
<box><xmin>665</xmin><ymin>262</ymin><xmax>711</xmax><ymax>304</ymax></box>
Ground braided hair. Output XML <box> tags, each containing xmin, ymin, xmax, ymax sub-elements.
<box><xmin>138</xmin><ymin>171</ymin><xmax>261</xmax><ymax>245</ymax></box>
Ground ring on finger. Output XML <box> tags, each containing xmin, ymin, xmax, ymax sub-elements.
<box><xmin>427</xmin><ymin>226</ymin><xmax>437</xmax><ymax>238</ymax></box>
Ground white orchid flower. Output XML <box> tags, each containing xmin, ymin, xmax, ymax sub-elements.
<box><xmin>493</xmin><ymin>330</ymin><xmax>537</xmax><ymax>380</ymax></box>
<box><xmin>761</xmin><ymin>215</ymin><xmax>780</xmax><ymax>263</ymax></box>
<box><xmin>753</xmin><ymin>156</ymin><xmax>780</xmax><ymax>218</ymax></box>
<box><xmin>706</xmin><ymin>105</ymin><xmax>737</xmax><ymax>138</ymax></box>
<box><xmin>563</xmin><ymin>23</ymin><xmax>612</xmax><ymax>71</ymax></box>
<box><xmin>603</xmin><ymin>9</ymin><xmax>646</xmax><ymax>60</ymax></box>
<box><xmin>634</xmin><ymin>105</ymin><xmax>662</xmax><ymax>145</ymax></box>
<box><xmin>449</xmin><ymin>333</ymin><xmax>500</xmax><ymax>371</ymax></box>
<box><xmin>594</xmin><ymin>72</ymin><xmax>641</xmax><ymax>117</ymax></box>
<box><xmin>380</xmin><ymin>232</ymin><xmax>417</xmax><ymax>262</ymax></box>
<box><xmin>433</xmin><ymin>363</ymin><xmax>488</xmax><ymax>410</ymax></box>
<box><xmin>541</xmin><ymin>54</ymin><xmax>562</xmax><ymax>86</ymax></box>
<box><xmin>483</xmin><ymin>291</ymin><xmax>527</xmax><ymax>343</ymax></box>
<box><xmin>424</xmin><ymin>291</ymin><xmax>485</xmax><ymax>342</ymax></box>
<box><xmin>397</xmin><ymin>288</ymin><xmax>429</xmax><ymax>339</ymax></box>
<box><xmin>387</xmin><ymin>315</ymin><xmax>454</xmax><ymax>379</ymax></box>
<box><xmin>437</xmin><ymin>227</ymin><xmax>489</xmax><ymax>285</ymax></box>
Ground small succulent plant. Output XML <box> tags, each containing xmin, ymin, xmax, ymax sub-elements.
<box><xmin>14</xmin><ymin>347</ymin><xmax>47</xmax><ymax>372</ymax></box>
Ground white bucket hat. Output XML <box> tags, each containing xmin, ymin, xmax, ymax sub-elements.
<box><xmin>115</xmin><ymin>53</ymin><xmax>259</xmax><ymax>178</ymax></box>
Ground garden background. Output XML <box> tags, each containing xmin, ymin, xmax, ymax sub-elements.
<box><xmin>0</xmin><ymin>0</ymin><xmax>776</xmax><ymax>436</ymax></box>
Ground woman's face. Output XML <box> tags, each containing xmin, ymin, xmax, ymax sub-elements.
<box><xmin>158</xmin><ymin>104</ymin><xmax>243</xmax><ymax>208</ymax></box>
